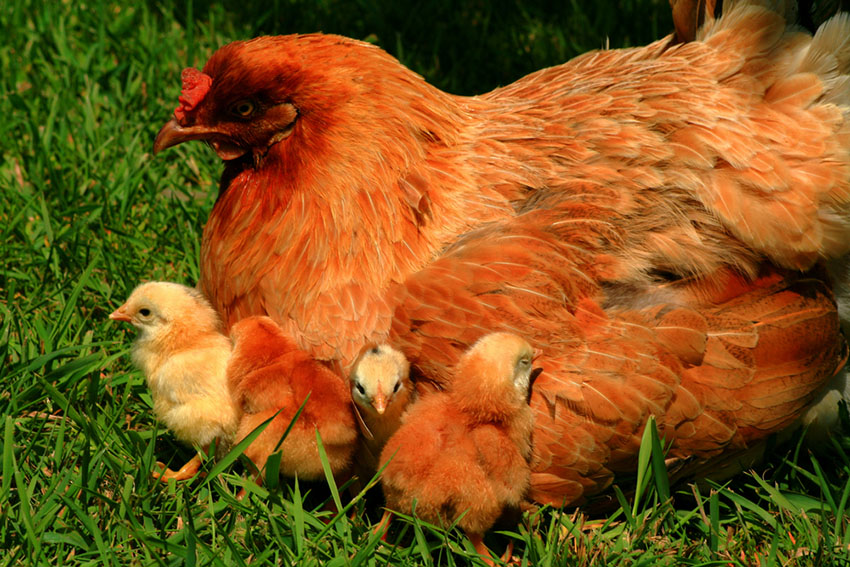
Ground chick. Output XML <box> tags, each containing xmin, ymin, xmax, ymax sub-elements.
<box><xmin>228</xmin><ymin>316</ymin><xmax>358</xmax><ymax>485</ymax></box>
<box><xmin>350</xmin><ymin>344</ymin><xmax>412</xmax><ymax>474</ymax></box>
<box><xmin>110</xmin><ymin>282</ymin><xmax>238</xmax><ymax>481</ymax></box>
<box><xmin>379</xmin><ymin>332</ymin><xmax>541</xmax><ymax>563</ymax></box>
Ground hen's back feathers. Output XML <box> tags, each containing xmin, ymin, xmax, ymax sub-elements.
<box><xmin>475</xmin><ymin>2</ymin><xmax>850</xmax><ymax>279</ymax></box>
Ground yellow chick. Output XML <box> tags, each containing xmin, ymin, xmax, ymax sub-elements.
<box><xmin>110</xmin><ymin>282</ymin><xmax>238</xmax><ymax>481</ymax></box>
<box><xmin>349</xmin><ymin>344</ymin><xmax>413</xmax><ymax>474</ymax></box>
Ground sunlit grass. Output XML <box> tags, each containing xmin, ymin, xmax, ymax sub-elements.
<box><xmin>2</xmin><ymin>0</ymin><xmax>849</xmax><ymax>565</ymax></box>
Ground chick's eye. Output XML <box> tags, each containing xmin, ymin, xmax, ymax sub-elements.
<box><xmin>355</xmin><ymin>383</ymin><xmax>366</xmax><ymax>395</ymax></box>
<box><xmin>518</xmin><ymin>356</ymin><xmax>531</xmax><ymax>367</ymax></box>
<box><xmin>393</xmin><ymin>381</ymin><xmax>401</xmax><ymax>393</ymax></box>
<box><xmin>230</xmin><ymin>100</ymin><xmax>256</xmax><ymax>118</ymax></box>
<box><xmin>138</xmin><ymin>308</ymin><xmax>152</xmax><ymax>318</ymax></box>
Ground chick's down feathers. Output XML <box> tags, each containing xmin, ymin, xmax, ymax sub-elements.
<box><xmin>110</xmin><ymin>282</ymin><xmax>238</xmax><ymax>478</ymax></box>
<box><xmin>380</xmin><ymin>333</ymin><xmax>536</xmax><ymax>537</ymax></box>
<box><xmin>155</xmin><ymin>1</ymin><xmax>850</xmax><ymax>505</ymax></box>
<box><xmin>227</xmin><ymin>316</ymin><xmax>357</xmax><ymax>480</ymax></box>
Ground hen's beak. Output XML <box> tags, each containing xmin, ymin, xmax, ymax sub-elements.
<box><xmin>154</xmin><ymin>118</ymin><xmax>198</xmax><ymax>153</ymax></box>
<box><xmin>153</xmin><ymin>118</ymin><xmax>248</xmax><ymax>160</ymax></box>
<box><xmin>109</xmin><ymin>307</ymin><xmax>132</xmax><ymax>323</ymax></box>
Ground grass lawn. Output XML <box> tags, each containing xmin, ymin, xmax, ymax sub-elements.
<box><xmin>2</xmin><ymin>0</ymin><xmax>850</xmax><ymax>565</ymax></box>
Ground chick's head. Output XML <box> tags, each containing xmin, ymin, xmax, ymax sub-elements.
<box><xmin>110</xmin><ymin>282</ymin><xmax>221</xmax><ymax>342</ymax></box>
<box><xmin>350</xmin><ymin>344</ymin><xmax>411</xmax><ymax>416</ymax></box>
<box><xmin>452</xmin><ymin>332</ymin><xmax>542</xmax><ymax>422</ymax></box>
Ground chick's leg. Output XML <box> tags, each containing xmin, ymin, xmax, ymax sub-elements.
<box><xmin>373</xmin><ymin>510</ymin><xmax>393</xmax><ymax>540</ymax></box>
<box><xmin>154</xmin><ymin>453</ymin><xmax>203</xmax><ymax>482</ymax></box>
<box><xmin>466</xmin><ymin>532</ymin><xmax>496</xmax><ymax>566</ymax></box>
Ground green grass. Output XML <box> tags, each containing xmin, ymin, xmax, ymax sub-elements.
<box><xmin>2</xmin><ymin>0</ymin><xmax>850</xmax><ymax>565</ymax></box>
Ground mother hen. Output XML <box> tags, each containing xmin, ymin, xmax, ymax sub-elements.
<box><xmin>154</xmin><ymin>1</ymin><xmax>850</xmax><ymax>505</ymax></box>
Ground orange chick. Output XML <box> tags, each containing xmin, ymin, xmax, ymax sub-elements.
<box><xmin>227</xmin><ymin>316</ymin><xmax>357</xmax><ymax>484</ymax></box>
<box><xmin>379</xmin><ymin>333</ymin><xmax>541</xmax><ymax>563</ymax></box>
<box><xmin>349</xmin><ymin>344</ymin><xmax>413</xmax><ymax>474</ymax></box>
<box><xmin>110</xmin><ymin>282</ymin><xmax>238</xmax><ymax>481</ymax></box>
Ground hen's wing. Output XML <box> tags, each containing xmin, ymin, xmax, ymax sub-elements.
<box><xmin>389</xmin><ymin>198</ymin><xmax>844</xmax><ymax>506</ymax></box>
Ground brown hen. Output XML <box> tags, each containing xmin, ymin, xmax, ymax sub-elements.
<box><xmin>154</xmin><ymin>1</ymin><xmax>850</xmax><ymax>506</ymax></box>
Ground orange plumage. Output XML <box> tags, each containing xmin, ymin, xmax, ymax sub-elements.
<box><xmin>155</xmin><ymin>1</ymin><xmax>850</xmax><ymax>506</ymax></box>
<box><xmin>227</xmin><ymin>317</ymin><xmax>357</xmax><ymax>481</ymax></box>
<box><xmin>380</xmin><ymin>333</ymin><xmax>538</xmax><ymax>562</ymax></box>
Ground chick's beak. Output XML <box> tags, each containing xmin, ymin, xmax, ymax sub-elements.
<box><xmin>109</xmin><ymin>307</ymin><xmax>132</xmax><ymax>323</ymax></box>
<box><xmin>373</xmin><ymin>391</ymin><xmax>387</xmax><ymax>415</ymax></box>
<box><xmin>529</xmin><ymin>367</ymin><xmax>544</xmax><ymax>388</ymax></box>
<box><xmin>527</xmin><ymin>367</ymin><xmax>543</xmax><ymax>404</ymax></box>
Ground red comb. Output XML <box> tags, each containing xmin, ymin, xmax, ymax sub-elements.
<box><xmin>174</xmin><ymin>68</ymin><xmax>212</xmax><ymax>123</ymax></box>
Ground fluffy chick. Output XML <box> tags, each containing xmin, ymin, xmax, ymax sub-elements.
<box><xmin>110</xmin><ymin>282</ymin><xmax>238</xmax><ymax>481</ymax></box>
<box><xmin>379</xmin><ymin>332</ymin><xmax>541</xmax><ymax>563</ymax></box>
<box><xmin>350</xmin><ymin>344</ymin><xmax>412</xmax><ymax>474</ymax></box>
<box><xmin>228</xmin><ymin>316</ymin><xmax>357</xmax><ymax>485</ymax></box>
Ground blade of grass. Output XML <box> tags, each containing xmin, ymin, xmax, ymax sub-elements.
<box><xmin>196</xmin><ymin>408</ymin><xmax>282</xmax><ymax>490</ymax></box>
<box><xmin>292</xmin><ymin>476</ymin><xmax>305</xmax><ymax>558</ymax></box>
<box><xmin>633</xmin><ymin>416</ymin><xmax>655</xmax><ymax>518</ymax></box>
<box><xmin>709</xmin><ymin>489</ymin><xmax>719</xmax><ymax>554</ymax></box>
<box><xmin>1</xmin><ymin>416</ymin><xmax>13</xmax><ymax>502</ymax></box>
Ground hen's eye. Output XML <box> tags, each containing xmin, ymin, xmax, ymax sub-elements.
<box><xmin>139</xmin><ymin>308</ymin><xmax>152</xmax><ymax>317</ymax></box>
<box><xmin>230</xmin><ymin>100</ymin><xmax>256</xmax><ymax>118</ymax></box>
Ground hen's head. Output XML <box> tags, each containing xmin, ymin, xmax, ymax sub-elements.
<box><xmin>154</xmin><ymin>34</ymin><xmax>459</xmax><ymax>166</ymax></box>
<box><xmin>110</xmin><ymin>282</ymin><xmax>221</xmax><ymax>343</ymax></box>
<box><xmin>452</xmin><ymin>332</ymin><xmax>542</xmax><ymax>422</ymax></box>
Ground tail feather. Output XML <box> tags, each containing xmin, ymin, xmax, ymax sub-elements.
<box><xmin>686</xmin><ymin>2</ymin><xmax>850</xmax><ymax>268</ymax></box>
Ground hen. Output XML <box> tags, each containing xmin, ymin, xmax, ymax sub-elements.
<box><xmin>379</xmin><ymin>332</ymin><xmax>539</xmax><ymax>564</ymax></box>
<box><xmin>110</xmin><ymin>282</ymin><xmax>238</xmax><ymax>481</ymax></box>
<box><xmin>154</xmin><ymin>1</ymin><xmax>850</xmax><ymax>506</ymax></box>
